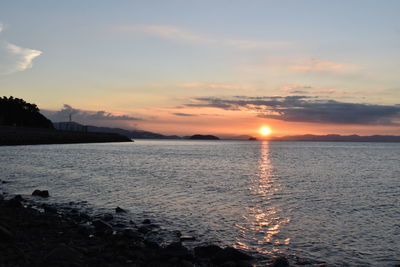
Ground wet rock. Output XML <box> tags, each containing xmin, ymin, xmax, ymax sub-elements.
<box><xmin>92</xmin><ymin>219</ymin><xmax>113</xmax><ymax>233</ymax></box>
<box><xmin>213</xmin><ymin>247</ymin><xmax>253</xmax><ymax>264</ymax></box>
<box><xmin>138</xmin><ymin>223</ymin><xmax>159</xmax><ymax>234</ymax></box>
<box><xmin>32</xmin><ymin>189</ymin><xmax>49</xmax><ymax>198</ymax></box>
<box><xmin>272</xmin><ymin>256</ymin><xmax>290</xmax><ymax>267</ymax></box>
<box><xmin>158</xmin><ymin>242</ymin><xmax>193</xmax><ymax>260</ymax></box>
<box><xmin>122</xmin><ymin>228</ymin><xmax>142</xmax><ymax>240</ymax></box>
<box><xmin>102</xmin><ymin>213</ymin><xmax>114</xmax><ymax>221</ymax></box>
<box><xmin>194</xmin><ymin>244</ymin><xmax>223</xmax><ymax>259</ymax></box>
<box><xmin>5</xmin><ymin>198</ymin><xmax>23</xmax><ymax>208</ymax></box>
<box><xmin>43</xmin><ymin>204</ymin><xmax>57</xmax><ymax>213</ymax></box>
<box><xmin>295</xmin><ymin>257</ymin><xmax>313</xmax><ymax>265</ymax></box>
<box><xmin>180</xmin><ymin>235</ymin><xmax>196</xmax><ymax>241</ymax></box>
<box><xmin>0</xmin><ymin>224</ymin><xmax>14</xmax><ymax>241</ymax></box>
<box><xmin>142</xmin><ymin>219</ymin><xmax>151</xmax><ymax>224</ymax></box>
<box><xmin>13</xmin><ymin>195</ymin><xmax>24</xmax><ymax>202</ymax></box>
<box><xmin>115</xmin><ymin>206</ymin><xmax>126</xmax><ymax>213</ymax></box>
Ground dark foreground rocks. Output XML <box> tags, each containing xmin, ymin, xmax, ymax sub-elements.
<box><xmin>0</xmin><ymin>194</ymin><xmax>256</xmax><ymax>267</ymax></box>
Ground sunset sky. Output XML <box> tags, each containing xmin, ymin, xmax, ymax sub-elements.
<box><xmin>1</xmin><ymin>0</ymin><xmax>400</xmax><ymax>137</ymax></box>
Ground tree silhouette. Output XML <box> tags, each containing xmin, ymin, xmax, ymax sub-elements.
<box><xmin>0</xmin><ymin>96</ymin><xmax>54</xmax><ymax>128</ymax></box>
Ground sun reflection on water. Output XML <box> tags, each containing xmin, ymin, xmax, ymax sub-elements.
<box><xmin>235</xmin><ymin>141</ymin><xmax>290</xmax><ymax>255</ymax></box>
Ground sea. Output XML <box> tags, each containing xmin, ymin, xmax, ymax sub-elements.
<box><xmin>1</xmin><ymin>140</ymin><xmax>399</xmax><ymax>266</ymax></box>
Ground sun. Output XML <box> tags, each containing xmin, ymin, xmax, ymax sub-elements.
<box><xmin>260</xmin><ymin>126</ymin><xmax>272</xmax><ymax>136</ymax></box>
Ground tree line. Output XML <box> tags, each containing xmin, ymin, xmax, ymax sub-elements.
<box><xmin>0</xmin><ymin>96</ymin><xmax>53</xmax><ymax>129</ymax></box>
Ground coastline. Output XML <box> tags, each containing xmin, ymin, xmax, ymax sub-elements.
<box><xmin>0</xmin><ymin>126</ymin><xmax>132</xmax><ymax>146</ymax></box>
<box><xmin>0</xmin><ymin>182</ymin><xmax>329</xmax><ymax>267</ymax></box>
<box><xmin>0</xmin><ymin>186</ymin><xmax>258</xmax><ymax>267</ymax></box>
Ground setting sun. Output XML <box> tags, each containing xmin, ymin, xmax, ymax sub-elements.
<box><xmin>260</xmin><ymin>126</ymin><xmax>272</xmax><ymax>136</ymax></box>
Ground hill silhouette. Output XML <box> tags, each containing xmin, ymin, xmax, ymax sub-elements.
<box><xmin>0</xmin><ymin>96</ymin><xmax>53</xmax><ymax>129</ymax></box>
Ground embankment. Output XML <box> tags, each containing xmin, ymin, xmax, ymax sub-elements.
<box><xmin>0</xmin><ymin>126</ymin><xmax>132</xmax><ymax>146</ymax></box>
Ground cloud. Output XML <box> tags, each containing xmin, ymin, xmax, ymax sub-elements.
<box><xmin>182</xmin><ymin>82</ymin><xmax>253</xmax><ymax>90</ymax></box>
<box><xmin>116</xmin><ymin>24</ymin><xmax>292</xmax><ymax>50</ymax></box>
<box><xmin>0</xmin><ymin>43</ymin><xmax>42</xmax><ymax>74</ymax></box>
<box><xmin>42</xmin><ymin>104</ymin><xmax>142</xmax><ymax>124</ymax></box>
<box><xmin>0</xmin><ymin>24</ymin><xmax>42</xmax><ymax>74</ymax></box>
<box><xmin>172</xmin><ymin>112</ymin><xmax>197</xmax><ymax>117</ymax></box>
<box><xmin>291</xmin><ymin>58</ymin><xmax>358</xmax><ymax>73</ymax></box>
<box><xmin>185</xmin><ymin>96</ymin><xmax>400</xmax><ymax>125</ymax></box>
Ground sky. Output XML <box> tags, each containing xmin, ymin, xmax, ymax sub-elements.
<box><xmin>1</xmin><ymin>0</ymin><xmax>400</xmax><ymax>137</ymax></box>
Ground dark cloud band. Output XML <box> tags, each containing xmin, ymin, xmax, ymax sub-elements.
<box><xmin>187</xmin><ymin>96</ymin><xmax>400</xmax><ymax>125</ymax></box>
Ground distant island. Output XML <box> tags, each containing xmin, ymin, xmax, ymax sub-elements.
<box><xmin>189</xmin><ymin>134</ymin><xmax>220</xmax><ymax>140</ymax></box>
<box><xmin>268</xmin><ymin>134</ymin><xmax>400</xmax><ymax>142</ymax></box>
<box><xmin>53</xmin><ymin>122</ymin><xmax>180</xmax><ymax>140</ymax></box>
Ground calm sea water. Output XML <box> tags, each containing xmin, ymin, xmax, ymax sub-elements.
<box><xmin>1</xmin><ymin>140</ymin><xmax>399</xmax><ymax>266</ymax></box>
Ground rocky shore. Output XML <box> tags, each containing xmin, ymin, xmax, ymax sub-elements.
<box><xmin>0</xmin><ymin>183</ymin><xmax>328</xmax><ymax>267</ymax></box>
<box><xmin>0</xmin><ymin>126</ymin><xmax>132</xmax><ymax>146</ymax></box>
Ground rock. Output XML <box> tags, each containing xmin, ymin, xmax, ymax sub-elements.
<box><xmin>32</xmin><ymin>189</ymin><xmax>49</xmax><ymax>198</ymax></box>
<box><xmin>123</xmin><ymin>229</ymin><xmax>142</xmax><ymax>240</ymax></box>
<box><xmin>102</xmin><ymin>213</ymin><xmax>114</xmax><ymax>221</ymax></box>
<box><xmin>6</xmin><ymin>197</ymin><xmax>23</xmax><ymax>208</ymax></box>
<box><xmin>0</xmin><ymin>224</ymin><xmax>14</xmax><ymax>241</ymax></box>
<box><xmin>180</xmin><ymin>235</ymin><xmax>196</xmax><ymax>241</ymax></box>
<box><xmin>43</xmin><ymin>204</ymin><xmax>57</xmax><ymax>213</ymax></box>
<box><xmin>0</xmin><ymin>193</ymin><xmax>3</xmax><ymax>202</ymax></box>
<box><xmin>272</xmin><ymin>256</ymin><xmax>290</xmax><ymax>267</ymax></box>
<box><xmin>44</xmin><ymin>244</ymin><xmax>83</xmax><ymax>264</ymax></box>
<box><xmin>115</xmin><ymin>206</ymin><xmax>126</xmax><ymax>213</ymax></box>
<box><xmin>221</xmin><ymin>261</ymin><xmax>236</xmax><ymax>267</ymax></box>
<box><xmin>295</xmin><ymin>257</ymin><xmax>313</xmax><ymax>265</ymax></box>
<box><xmin>158</xmin><ymin>242</ymin><xmax>193</xmax><ymax>260</ymax></box>
<box><xmin>13</xmin><ymin>195</ymin><xmax>24</xmax><ymax>202</ymax></box>
<box><xmin>213</xmin><ymin>247</ymin><xmax>253</xmax><ymax>264</ymax></box>
<box><xmin>194</xmin><ymin>245</ymin><xmax>223</xmax><ymax>259</ymax></box>
<box><xmin>138</xmin><ymin>223</ymin><xmax>159</xmax><ymax>234</ymax></box>
<box><xmin>92</xmin><ymin>219</ymin><xmax>113</xmax><ymax>233</ymax></box>
<box><xmin>142</xmin><ymin>219</ymin><xmax>151</xmax><ymax>224</ymax></box>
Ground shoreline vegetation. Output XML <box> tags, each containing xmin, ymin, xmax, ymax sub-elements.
<box><xmin>0</xmin><ymin>184</ymin><xmax>326</xmax><ymax>267</ymax></box>
<box><xmin>0</xmin><ymin>126</ymin><xmax>132</xmax><ymax>146</ymax></box>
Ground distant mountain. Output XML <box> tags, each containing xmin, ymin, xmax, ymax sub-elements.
<box><xmin>53</xmin><ymin>122</ymin><xmax>181</xmax><ymax>139</ymax></box>
<box><xmin>189</xmin><ymin>134</ymin><xmax>220</xmax><ymax>140</ymax></box>
<box><xmin>269</xmin><ymin>134</ymin><xmax>400</xmax><ymax>142</ymax></box>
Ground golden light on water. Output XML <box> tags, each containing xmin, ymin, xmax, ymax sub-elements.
<box><xmin>235</xmin><ymin>142</ymin><xmax>290</xmax><ymax>255</ymax></box>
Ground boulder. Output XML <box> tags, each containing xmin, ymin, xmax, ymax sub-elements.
<box><xmin>212</xmin><ymin>247</ymin><xmax>253</xmax><ymax>264</ymax></box>
<box><xmin>194</xmin><ymin>245</ymin><xmax>223</xmax><ymax>259</ymax></box>
<box><xmin>115</xmin><ymin>206</ymin><xmax>126</xmax><ymax>213</ymax></box>
<box><xmin>32</xmin><ymin>189</ymin><xmax>49</xmax><ymax>198</ymax></box>
<box><xmin>102</xmin><ymin>213</ymin><xmax>114</xmax><ymax>221</ymax></box>
<box><xmin>92</xmin><ymin>220</ymin><xmax>113</xmax><ymax>233</ymax></box>
<box><xmin>6</xmin><ymin>198</ymin><xmax>23</xmax><ymax>208</ymax></box>
<box><xmin>158</xmin><ymin>242</ymin><xmax>193</xmax><ymax>260</ymax></box>
<box><xmin>13</xmin><ymin>195</ymin><xmax>24</xmax><ymax>202</ymax></box>
<box><xmin>43</xmin><ymin>205</ymin><xmax>57</xmax><ymax>213</ymax></box>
